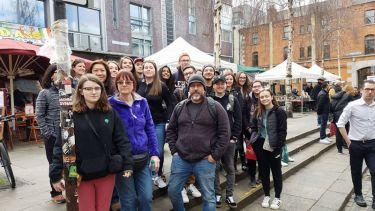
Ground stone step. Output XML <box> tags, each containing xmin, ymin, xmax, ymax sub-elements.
<box><xmin>190</xmin><ymin>138</ymin><xmax>336</xmax><ymax>211</ymax></box>
<box><xmin>151</xmin><ymin>129</ymin><xmax>328</xmax><ymax>210</ymax></box>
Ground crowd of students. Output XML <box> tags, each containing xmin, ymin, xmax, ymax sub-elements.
<box><xmin>36</xmin><ymin>53</ymin><xmax>289</xmax><ymax>211</ymax></box>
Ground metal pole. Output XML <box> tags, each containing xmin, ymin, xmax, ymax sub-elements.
<box><xmin>214</xmin><ymin>0</ymin><xmax>222</xmax><ymax>69</ymax></box>
<box><xmin>285</xmin><ymin>0</ymin><xmax>294</xmax><ymax>118</ymax></box>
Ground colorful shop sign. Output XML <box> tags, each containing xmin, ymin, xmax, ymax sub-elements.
<box><xmin>0</xmin><ymin>23</ymin><xmax>51</xmax><ymax>45</ymax></box>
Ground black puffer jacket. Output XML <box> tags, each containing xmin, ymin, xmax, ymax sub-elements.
<box><xmin>330</xmin><ymin>91</ymin><xmax>353</xmax><ymax>123</ymax></box>
<box><xmin>249</xmin><ymin>105</ymin><xmax>287</xmax><ymax>149</ymax></box>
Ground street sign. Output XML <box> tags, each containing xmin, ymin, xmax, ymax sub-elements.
<box><xmin>62</xmin><ymin>0</ymin><xmax>87</xmax><ymax>5</ymax></box>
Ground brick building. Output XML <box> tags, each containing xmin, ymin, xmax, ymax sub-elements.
<box><xmin>239</xmin><ymin>0</ymin><xmax>375</xmax><ymax>87</ymax></box>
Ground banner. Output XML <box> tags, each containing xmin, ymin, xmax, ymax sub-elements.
<box><xmin>0</xmin><ymin>23</ymin><xmax>51</xmax><ymax>45</ymax></box>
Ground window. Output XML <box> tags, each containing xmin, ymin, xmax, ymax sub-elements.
<box><xmin>307</xmin><ymin>24</ymin><xmax>312</xmax><ymax>33</ymax></box>
<box><xmin>365</xmin><ymin>10</ymin><xmax>375</xmax><ymax>24</ymax></box>
<box><xmin>0</xmin><ymin>0</ymin><xmax>45</xmax><ymax>27</ymax></box>
<box><xmin>300</xmin><ymin>47</ymin><xmax>304</xmax><ymax>58</ymax></box>
<box><xmin>130</xmin><ymin>4</ymin><xmax>151</xmax><ymax>36</ymax></box>
<box><xmin>283</xmin><ymin>26</ymin><xmax>289</xmax><ymax>39</ymax></box>
<box><xmin>283</xmin><ymin>46</ymin><xmax>288</xmax><ymax>60</ymax></box>
<box><xmin>188</xmin><ymin>0</ymin><xmax>196</xmax><ymax>35</ymax></box>
<box><xmin>323</xmin><ymin>43</ymin><xmax>330</xmax><ymax>59</ymax></box>
<box><xmin>112</xmin><ymin>0</ymin><xmax>119</xmax><ymax>29</ymax></box>
<box><xmin>166</xmin><ymin>0</ymin><xmax>174</xmax><ymax>44</ymax></box>
<box><xmin>252</xmin><ymin>52</ymin><xmax>258</xmax><ymax>66</ymax></box>
<box><xmin>130</xmin><ymin>4</ymin><xmax>152</xmax><ymax>56</ymax></box>
<box><xmin>66</xmin><ymin>4</ymin><xmax>102</xmax><ymax>51</ymax></box>
<box><xmin>365</xmin><ymin>35</ymin><xmax>375</xmax><ymax>54</ymax></box>
<box><xmin>299</xmin><ymin>25</ymin><xmax>305</xmax><ymax>34</ymax></box>
<box><xmin>221</xmin><ymin>4</ymin><xmax>232</xmax><ymax>42</ymax></box>
<box><xmin>252</xmin><ymin>32</ymin><xmax>258</xmax><ymax>45</ymax></box>
<box><xmin>307</xmin><ymin>46</ymin><xmax>312</xmax><ymax>57</ymax></box>
<box><xmin>132</xmin><ymin>38</ymin><xmax>152</xmax><ymax>57</ymax></box>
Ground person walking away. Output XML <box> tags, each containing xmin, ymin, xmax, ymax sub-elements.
<box><xmin>212</xmin><ymin>76</ymin><xmax>242</xmax><ymax>208</ymax></box>
<box><xmin>310</xmin><ymin>77</ymin><xmax>325</xmax><ymax>124</ymax></box>
<box><xmin>137</xmin><ymin>61</ymin><xmax>175</xmax><ymax>188</ymax></box>
<box><xmin>166</xmin><ymin>75</ymin><xmax>230</xmax><ymax>211</ymax></box>
<box><xmin>35</xmin><ymin>64</ymin><xmax>65</xmax><ymax>204</ymax></box>
<box><xmin>248</xmin><ymin>89</ymin><xmax>287</xmax><ymax>210</ymax></box>
<box><xmin>50</xmin><ymin>74</ymin><xmax>133</xmax><ymax>211</ymax></box>
<box><xmin>337</xmin><ymin>79</ymin><xmax>375</xmax><ymax>209</ymax></box>
<box><xmin>109</xmin><ymin>70</ymin><xmax>160</xmax><ymax>211</ymax></box>
<box><xmin>330</xmin><ymin>84</ymin><xmax>355</xmax><ymax>153</ymax></box>
<box><xmin>316</xmin><ymin>82</ymin><xmax>331</xmax><ymax>144</ymax></box>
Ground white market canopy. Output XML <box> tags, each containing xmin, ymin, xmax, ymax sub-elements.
<box><xmin>306</xmin><ymin>64</ymin><xmax>341</xmax><ymax>82</ymax></box>
<box><xmin>145</xmin><ymin>37</ymin><xmax>237</xmax><ymax>72</ymax></box>
<box><xmin>255</xmin><ymin>60</ymin><xmax>319</xmax><ymax>81</ymax></box>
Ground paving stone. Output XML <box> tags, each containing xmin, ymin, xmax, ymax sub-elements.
<box><xmin>329</xmin><ymin>179</ymin><xmax>353</xmax><ymax>194</ymax></box>
<box><xmin>309</xmin><ymin>205</ymin><xmax>337</xmax><ymax>211</ymax></box>
<box><xmin>282</xmin><ymin>181</ymin><xmax>327</xmax><ymax>200</ymax></box>
<box><xmin>315</xmin><ymin>190</ymin><xmax>348</xmax><ymax>210</ymax></box>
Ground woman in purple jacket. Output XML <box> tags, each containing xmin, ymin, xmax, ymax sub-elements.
<box><xmin>109</xmin><ymin>70</ymin><xmax>159</xmax><ymax>211</ymax></box>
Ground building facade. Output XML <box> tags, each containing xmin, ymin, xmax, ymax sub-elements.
<box><xmin>239</xmin><ymin>0</ymin><xmax>375</xmax><ymax>87</ymax></box>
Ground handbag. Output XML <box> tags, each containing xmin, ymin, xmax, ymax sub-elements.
<box><xmin>84</xmin><ymin>113</ymin><xmax>123</xmax><ymax>174</ymax></box>
<box><xmin>245</xmin><ymin>144</ymin><xmax>257</xmax><ymax>160</ymax></box>
<box><xmin>133</xmin><ymin>153</ymin><xmax>149</xmax><ymax>170</ymax></box>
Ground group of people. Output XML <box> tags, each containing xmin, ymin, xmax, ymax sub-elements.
<box><xmin>35</xmin><ymin>52</ymin><xmax>290</xmax><ymax>211</ymax></box>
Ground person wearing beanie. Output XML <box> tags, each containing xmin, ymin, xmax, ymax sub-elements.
<box><xmin>202</xmin><ymin>65</ymin><xmax>216</xmax><ymax>97</ymax></box>
<box><xmin>166</xmin><ymin>73</ymin><xmax>230</xmax><ymax>211</ymax></box>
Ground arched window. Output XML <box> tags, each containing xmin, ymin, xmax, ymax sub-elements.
<box><xmin>365</xmin><ymin>35</ymin><xmax>375</xmax><ymax>54</ymax></box>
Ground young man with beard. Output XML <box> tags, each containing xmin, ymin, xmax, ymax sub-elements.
<box><xmin>173</xmin><ymin>53</ymin><xmax>191</xmax><ymax>89</ymax></box>
<box><xmin>202</xmin><ymin>65</ymin><xmax>216</xmax><ymax>97</ymax></box>
<box><xmin>212</xmin><ymin>76</ymin><xmax>242</xmax><ymax>208</ymax></box>
<box><xmin>167</xmin><ymin>75</ymin><xmax>230</xmax><ymax>211</ymax></box>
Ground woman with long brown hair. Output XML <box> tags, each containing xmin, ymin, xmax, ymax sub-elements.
<box><xmin>87</xmin><ymin>59</ymin><xmax>114</xmax><ymax>96</ymax></box>
<box><xmin>249</xmin><ymin>89</ymin><xmax>287</xmax><ymax>210</ymax></box>
<box><xmin>137</xmin><ymin>60</ymin><xmax>175</xmax><ymax>188</ymax></box>
<box><xmin>50</xmin><ymin>74</ymin><xmax>133</xmax><ymax>211</ymax></box>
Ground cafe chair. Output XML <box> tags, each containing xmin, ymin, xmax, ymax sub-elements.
<box><xmin>28</xmin><ymin>117</ymin><xmax>42</xmax><ymax>143</ymax></box>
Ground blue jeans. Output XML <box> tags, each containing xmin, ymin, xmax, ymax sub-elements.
<box><xmin>168</xmin><ymin>154</ymin><xmax>216</xmax><ymax>211</ymax></box>
<box><xmin>155</xmin><ymin>123</ymin><xmax>166</xmax><ymax>176</ymax></box>
<box><xmin>115</xmin><ymin>165</ymin><xmax>153</xmax><ymax>211</ymax></box>
<box><xmin>319</xmin><ymin>113</ymin><xmax>328</xmax><ymax>139</ymax></box>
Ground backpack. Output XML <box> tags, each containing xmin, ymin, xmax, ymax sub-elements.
<box><xmin>174</xmin><ymin>97</ymin><xmax>217</xmax><ymax>122</ymax></box>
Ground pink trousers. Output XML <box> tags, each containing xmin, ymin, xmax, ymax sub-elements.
<box><xmin>78</xmin><ymin>174</ymin><xmax>115</xmax><ymax>211</ymax></box>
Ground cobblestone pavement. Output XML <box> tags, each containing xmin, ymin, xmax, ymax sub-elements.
<box><xmin>344</xmin><ymin>170</ymin><xmax>374</xmax><ymax>211</ymax></box>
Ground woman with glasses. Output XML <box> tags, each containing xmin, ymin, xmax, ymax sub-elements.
<box><xmin>50</xmin><ymin>74</ymin><xmax>133</xmax><ymax>211</ymax></box>
<box><xmin>109</xmin><ymin>70</ymin><xmax>159</xmax><ymax>211</ymax></box>
<box><xmin>137</xmin><ymin>61</ymin><xmax>175</xmax><ymax>189</ymax></box>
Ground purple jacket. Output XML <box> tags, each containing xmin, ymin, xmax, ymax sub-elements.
<box><xmin>109</xmin><ymin>93</ymin><xmax>159</xmax><ymax>157</ymax></box>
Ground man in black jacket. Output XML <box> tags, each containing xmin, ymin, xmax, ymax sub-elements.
<box><xmin>173</xmin><ymin>53</ymin><xmax>191</xmax><ymax>89</ymax></box>
<box><xmin>316</xmin><ymin>82</ymin><xmax>331</xmax><ymax>144</ymax></box>
<box><xmin>166</xmin><ymin>75</ymin><xmax>230</xmax><ymax>211</ymax></box>
<box><xmin>212</xmin><ymin>75</ymin><xmax>242</xmax><ymax>208</ymax></box>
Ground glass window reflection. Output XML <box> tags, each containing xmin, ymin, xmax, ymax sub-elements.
<box><xmin>0</xmin><ymin>0</ymin><xmax>45</xmax><ymax>27</ymax></box>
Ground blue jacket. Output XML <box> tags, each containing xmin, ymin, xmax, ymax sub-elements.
<box><xmin>109</xmin><ymin>93</ymin><xmax>159</xmax><ymax>157</ymax></box>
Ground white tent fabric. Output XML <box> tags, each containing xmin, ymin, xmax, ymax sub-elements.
<box><xmin>306</xmin><ymin>64</ymin><xmax>341</xmax><ymax>82</ymax></box>
<box><xmin>145</xmin><ymin>37</ymin><xmax>237</xmax><ymax>72</ymax></box>
<box><xmin>255</xmin><ymin>60</ymin><xmax>319</xmax><ymax>81</ymax></box>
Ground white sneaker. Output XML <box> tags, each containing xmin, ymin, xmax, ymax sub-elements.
<box><xmin>288</xmin><ymin>157</ymin><xmax>295</xmax><ymax>162</ymax></box>
<box><xmin>187</xmin><ymin>184</ymin><xmax>202</xmax><ymax>198</ymax></box>
<box><xmin>325</xmin><ymin>137</ymin><xmax>332</xmax><ymax>143</ymax></box>
<box><xmin>154</xmin><ymin>176</ymin><xmax>167</xmax><ymax>188</ymax></box>
<box><xmin>181</xmin><ymin>188</ymin><xmax>189</xmax><ymax>203</ymax></box>
<box><xmin>270</xmin><ymin>198</ymin><xmax>282</xmax><ymax>209</ymax></box>
<box><xmin>261</xmin><ymin>196</ymin><xmax>271</xmax><ymax>208</ymax></box>
<box><xmin>281</xmin><ymin>161</ymin><xmax>288</xmax><ymax>167</ymax></box>
<box><xmin>319</xmin><ymin>138</ymin><xmax>330</xmax><ymax>144</ymax></box>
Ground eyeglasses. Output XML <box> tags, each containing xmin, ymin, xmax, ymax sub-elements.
<box><xmin>239</xmin><ymin>77</ymin><xmax>247</xmax><ymax>79</ymax></box>
<box><xmin>364</xmin><ymin>88</ymin><xmax>375</xmax><ymax>92</ymax></box>
<box><xmin>117</xmin><ymin>80</ymin><xmax>134</xmax><ymax>86</ymax></box>
<box><xmin>82</xmin><ymin>87</ymin><xmax>101</xmax><ymax>92</ymax></box>
<box><xmin>253</xmin><ymin>85</ymin><xmax>262</xmax><ymax>88</ymax></box>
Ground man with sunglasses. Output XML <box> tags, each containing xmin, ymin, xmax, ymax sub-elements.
<box><xmin>337</xmin><ymin>80</ymin><xmax>375</xmax><ymax>209</ymax></box>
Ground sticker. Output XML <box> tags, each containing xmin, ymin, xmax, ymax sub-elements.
<box><xmin>104</xmin><ymin>118</ymin><xmax>109</xmax><ymax>124</ymax></box>
<box><xmin>69</xmin><ymin>165</ymin><xmax>77</xmax><ymax>178</ymax></box>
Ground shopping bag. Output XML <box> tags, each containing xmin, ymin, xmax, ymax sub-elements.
<box><xmin>329</xmin><ymin>121</ymin><xmax>336</xmax><ymax>136</ymax></box>
<box><xmin>245</xmin><ymin>144</ymin><xmax>257</xmax><ymax>160</ymax></box>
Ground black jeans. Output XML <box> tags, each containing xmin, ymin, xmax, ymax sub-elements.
<box><xmin>44</xmin><ymin>135</ymin><xmax>62</xmax><ymax>197</ymax></box>
<box><xmin>246</xmin><ymin>159</ymin><xmax>256</xmax><ymax>181</ymax></box>
<box><xmin>335</xmin><ymin>123</ymin><xmax>349</xmax><ymax>152</ymax></box>
<box><xmin>234</xmin><ymin>132</ymin><xmax>246</xmax><ymax>168</ymax></box>
<box><xmin>349</xmin><ymin>140</ymin><xmax>375</xmax><ymax>197</ymax></box>
<box><xmin>253</xmin><ymin>138</ymin><xmax>283</xmax><ymax>198</ymax></box>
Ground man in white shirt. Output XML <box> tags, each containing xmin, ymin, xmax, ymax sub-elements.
<box><xmin>337</xmin><ymin>80</ymin><xmax>375</xmax><ymax>209</ymax></box>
